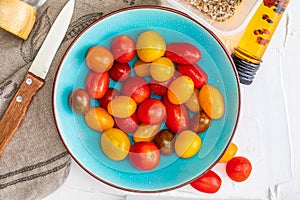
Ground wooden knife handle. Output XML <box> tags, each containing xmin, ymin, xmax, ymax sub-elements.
<box><xmin>0</xmin><ymin>73</ymin><xmax>44</xmax><ymax>156</ymax></box>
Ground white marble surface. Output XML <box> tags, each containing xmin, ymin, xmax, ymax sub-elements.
<box><xmin>44</xmin><ymin>0</ymin><xmax>300</xmax><ymax>199</ymax></box>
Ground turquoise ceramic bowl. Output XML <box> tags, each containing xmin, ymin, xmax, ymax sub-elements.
<box><xmin>53</xmin><ymin>6</ymin><xmax>240</xmax><ymax>192</ymax></box>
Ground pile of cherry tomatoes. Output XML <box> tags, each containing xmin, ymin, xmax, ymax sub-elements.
<box><xmin>69</xmin><ymin>30</ymin><xmax>251</xmax><ymax>193</ymax></box>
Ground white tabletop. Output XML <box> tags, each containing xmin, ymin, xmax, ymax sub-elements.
<box><xmin>44</xmin><ymin>0</ymin><xmax>300</xmax><ymax>199</ymax></box>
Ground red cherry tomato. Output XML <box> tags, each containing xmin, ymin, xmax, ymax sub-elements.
<box><xmin>162</xmin><ymin>95</ymin><xmax>190</xmax><ymax>134</ymax></box>
<box><xmin>129</xmin><ymin>141</ymin><xmax>160</xmax><ymax>171</ymax></box>
<box><xmin>85</xmin><ymin>71</ymin><xmax>110</xmax><ymax>99</ymax></box>
<box><xmin>177</xmin><ymin>64</ymin><xmax>208</xmax><ymax>88</ymax></box>
<box><xmin>190</xmin><ymin>170</ymin><xmax>222</xmax><ymax>193</ymax></box>
<box><xmin>121</xmin><ymin>76</ymin><xmax>151</xmax><ymax>104</ymax></box>
<box><xmin>165</xmin><ymin>42</ymin><xmax>201</xmax><ymax>64</ymax></box>
<box><xmin>109</xmin><ymin>62</ymin><xmax>131</xmax><ymax>82</ymax></box>
<box><xmin>137</xmin><ymin>98</ymin><xmax>166</xmax><ymax>125</ymax></box>
<box><xmin>98</xmin><ymin>88</ymin><xmax>119</xmax><ymax>109</ymax></box>
<box><xmin>110</xmin><ymin>35</ymin><xmax>136</xmax><ymax>63</ymax></box>
<box><xmin>86</xmin><ymin>46</ymin><xmax>114</xmax><ymax>73</ymax></box>
<box><xmin>226</xmin><ymin>156</ymin><xmax>252</xmax><ymax>182</ymax></box>
<box><xmin>114</xmin><ymin>112</ymin><xmax>140</xmax><ymax>133</ymax></box>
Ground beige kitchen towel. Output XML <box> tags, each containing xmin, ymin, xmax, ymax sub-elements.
<box><xmin>0</xmin><ymin>0</ymin><xmax>161</xmax><ymax>199</ymax></box>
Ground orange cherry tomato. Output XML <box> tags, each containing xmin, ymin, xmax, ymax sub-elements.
<box><xmin>86</xmin><ymin>46</ymin><xmax>114</xmax><ymax>73</ymax></box>
<box><xmin>84</xmin><ymin>107</ymin><xmax>114</xmax><ymax>132</ymax></box>
<box><xmin>199</xmin><ymin>84</ymin><xmax>224</xmax><ymax>119</ymax></box>
<box><xmin>168</xmin><ymin>76</ymin><xmax>194</xmax><ymax>105</ymax></box>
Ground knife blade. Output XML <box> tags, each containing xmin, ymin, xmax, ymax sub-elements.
<box><xmin>0</xmin><ymin>0</ymin><xmax>74</xmax><ymax>156</ymax></box>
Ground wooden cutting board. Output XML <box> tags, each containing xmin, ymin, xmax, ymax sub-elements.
<box><xmin>0</xmin><ymin>0</ymin><xmax>36</xmax><ymax>40</ymax></box>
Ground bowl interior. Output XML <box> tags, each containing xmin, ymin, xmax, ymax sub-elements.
<box><xmin>53</xmin><ymin>7</ymin><xmax>240</xmax><ymax>192</ymax></box>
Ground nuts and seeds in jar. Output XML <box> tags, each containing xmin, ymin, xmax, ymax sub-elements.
<box><xmin>182</xmin><ymin>0</ymin><xmax>243</xmax><ymax>21</ymax></box>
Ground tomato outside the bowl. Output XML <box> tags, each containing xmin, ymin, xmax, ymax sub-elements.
<box><xmin>190</xmin><ymin>170</ymin><xmax>222</xmax><ymax>193</ymax></box>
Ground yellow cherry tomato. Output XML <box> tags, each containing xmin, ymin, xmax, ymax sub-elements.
<box><xmin>185</xmin><ymin>88</ymin><xmax>200</xmax><ymax>113</ymax></box>
<box><xmin>133</xmin><ymin>59</ymin><xmax>151</xmax><ymax>77</ymax></box>
<box><xmin>150</xmin><ymin>57</ymin><xmax>175</xmax><ymax>82</ymax></box>
<box><xmin>101</xmin><ymin>128</ymin><xmax>130</xmax><ymax>161</ymax></box>
<box><xmin>136</xmin><ymin>31</ymin><xmax>166</xmax><ymax>62</ymax></box>
<box><xmin>168</xmin><ymin>76</ymin><xmax>194</xmax><ymax>105</ymax></box>
<box><xmin>175</xmin><ymin>130</ymin><xmax>202</xmax><ymax>158</ymax></box>
<box><xmin>218</xmin><ymin>142</ymin><xmax>238</xmax><ymax>163</ymax></box>
<box><xmin>133</xmin><ymin>123</ymin><xmax>161</xmax><ymax>143</ymax></box>
<box><xmin>198</xmin><ymin>84</ymin><xmax>224</xmax><ymax>119</ymax></box>
<box><xmin>84</xmin><ymin>107</ymin><xmax>114</xmax><ymax>132</ymax></box>
<box><xmin>107</xmin><ymin>96</ymin><xmax>137</xmax><ymax>118</ymax></box>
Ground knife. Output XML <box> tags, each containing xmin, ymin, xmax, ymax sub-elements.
<box><xmin>0</xmin><ymin>0</ymin><xmax>74</xmax><ymax>156</ymax></box>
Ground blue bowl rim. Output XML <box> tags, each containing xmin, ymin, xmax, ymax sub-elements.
<box><xmin>52</xmin><ymin>5</ymin><xmax>241</xmax><ymax>193</ymax></box>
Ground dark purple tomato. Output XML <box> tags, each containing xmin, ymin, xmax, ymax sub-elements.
<box><xmin>154</xmin><ymin>129</ymin><xmax>175</xmax><ymax>156</ymax></box>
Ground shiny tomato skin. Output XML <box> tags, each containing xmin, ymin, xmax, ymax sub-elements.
<box><xmin>154</xmin><ymin>129</ymin><xmax>175</xmax><ymax>156</ymax></box>
<box><xmin>132</xmin><ymin>123</ymin><xmax>160</xmax><ymax>142</ymax></box>
<box><xmin>98</xmin><ymin>88</ymin><xmax>120</xmax><ymax>109</ymax></box>
<box><xmin>174</xmin><ymin>130</ymin><xmax>201</xmax><ymax>158</ymax></box>
<box><xmin>149</xmin><ymin>79</ymin><xmax>168</xmax><ymax>96</ymax></box>
<box><xmin>129</xmin><ymin>141</ymin><xmax>160</xmax><ymax>171</ymax></box>
<box><xmin>84</xmin><ymin>107</ymin><xmax>114</xmax><ymax>132</ymax></box>
<box><xmin>190</xmin><ymin>170</ymin><xmax>222</xmax><ymax>193</ymax></box>
<box><xmin>121</xmin><ymin>76</ymin><xmax>151</xmax><ymax>104</ymax></box>
<box><xmin>114</xmin><ymin>112</ymin><xmax>139</xmax><ymax>133</ymax></box>
<box><xmin>136</xmin><ymin>31</ymin><xmax>166</xmax><ymax>62</ymax></box>
<box><xmin>101</xmin><ymin>128</ymin><xmax>130</xmax><ymax>161</ymax></box>
<box><xmin>162</xmin><ymin>95</ymin><xmax>190</xmax><ymax>134</ymax></box>
<box><xmin>199</xmin><ymin>84</ymin><xmax>224</xmax><ymax>119</ymax></box>
<box><xmin>167</xmin><ymin>76</ymin><xmax>194</xmax><ymax>105</ymax></box>
<box><xmin>165</xmin><ymin>42</ymin><xmax>201</xmax><ymax>64</ymax></box>
<box><xmin>107</xmin><ymin>96</ymin><xmax>137</xmax><ymax>118</ymax></box>
<box><xmin>85</xmin><ymin>71</ymin><xmax>110</xmax><ymax>99</ymax></box>
<box><xmin>149</xmin><ymin>72</ymin><xmax>180</xmax><ymax>96</ymax></box>
<box><xmin>137</xmin><ymin>98</ymin><xmax>166</xmax><ymax>125</ymax></box>
<box><xmin>109</xmin><ymin>62</ymin><xmax>131</xmax><ymax>82</ymax></box>
<box><xmin>86</xmin><ymin>46</ymin><xmax>114</xmax><ymax>73</ymax></box>
<box><xmin>177</xmin><ymin>64</ymin><xmax>208</xmax><ymax>88</ymax></box>
<box><xmin>190</xmin><ymin>111</ymin><xmax>211</xmax><ymax>133</ymax></box>
<box><xmin>110</xmin><ymin>35</ymin><xmax>136</xmax><ymax>63</ymax></box>
<box><xmin>226</xmin><ymin>156</ymin><xmax>252</xmax><ymax>182</ymax></box>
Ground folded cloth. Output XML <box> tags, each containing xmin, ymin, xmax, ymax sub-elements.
<box><xmin>0</xmin><ymin>0</ymin><xmax>161</xmax><ymax>199</ymax></box>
